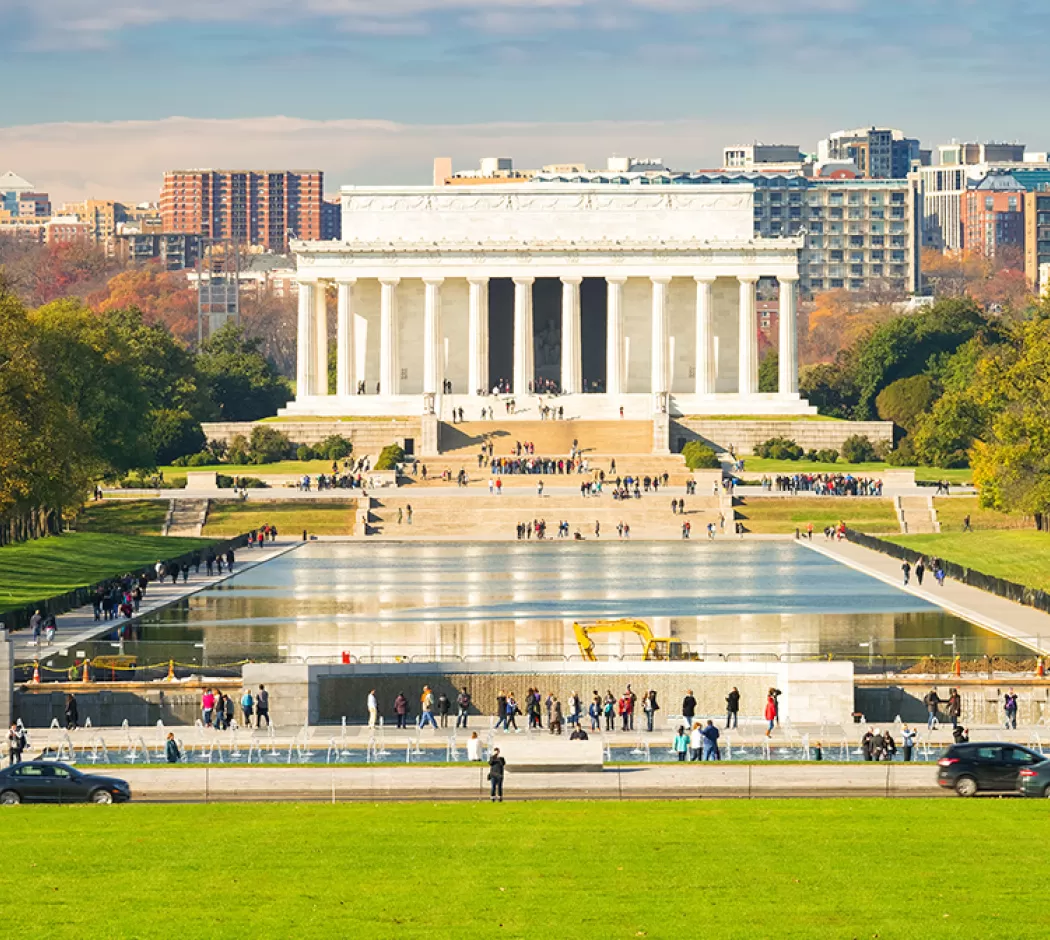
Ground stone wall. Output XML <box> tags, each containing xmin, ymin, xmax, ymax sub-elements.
<box><xmin>671</xmin><ymin>419</ymin><xmax>894</xmax><ymax>456</ymax></box>
<box><xmin>201</xmin><ymin>420</ymin><xmax>422</xmax><ymax>454</ymax></box>
<box><xmin>0</xmin><ymin>631</ymin><xmax>12</xmax><ymax>732</ymax></box>
<box><xmin>856</xmin><ymin>678</ymin><xmax>1050</xmax><ymax>726</ymax></box>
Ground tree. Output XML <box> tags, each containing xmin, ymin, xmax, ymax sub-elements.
<box><xmin>196</xmin><ymin>323</ymin><xmax>292</xmax><ymax>421</ymax></box>
<box><xmin>799</xmin><ymin>361</ymin><xmax>857</xmax><ymax>418</ymax></box>
<box><xmin>921</xmin><ymin>248</ymin><xmax>991</xmax><ymax>298</ymax></box>
<box><xmin>91</xmin><ymin>265</ymin><xmax>198</xmax><ymax>345</ymax></box>
<box><xmin>241</xmin><ymin>292</ymin><xmax>298</xmax><ymax>378</ymax></box>
<box><xmin>799</xmin><ymin>290</ymin><xmax>898</xmax><ymax>364</ymax></box>
<box><xmin>875</xmin><ymin>375</ymin><xmax>940</xmax><ymax>433</ymax></box>
<box><xmin>758</xmin><ymin>350</ymin><xmax>778</xmax><ymax>393</ymax></box>
<box><xmin>682</xmin><ymin>441</ymin><xmax>720</xmax><ymax>469</ymax></box>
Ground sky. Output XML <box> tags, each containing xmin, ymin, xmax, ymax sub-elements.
<box><xmin>1</xmin><ymin>0</ymin><xmax>1047</xmax><ymax>203</ymax></box>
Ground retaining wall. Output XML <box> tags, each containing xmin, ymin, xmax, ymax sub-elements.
<box><xmin>201</xmin><ymin>420</ymin><xmax>421</xmax><ymax>454</ymax></box>
<box><xmin>672</xmin><ymin>419</ymin><xmax>894</xmax><ymax>455</ymax></box>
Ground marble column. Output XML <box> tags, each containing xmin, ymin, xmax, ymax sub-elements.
<box><xmin>738</xmin><ymin>276</ymin><xmax>759</xmax><ymax>397</ymax></box>
<box><xmin>605</xmin><ymin>276</ymin><xmax>626</xmax><ymax>395</ymax></box>
<box><xmin>423</xmin><ymin>277</ymin><xmax>444</xmax><ymax>396</ymax></box>
<box><xmin>560</xmin><ymin>276</ymin><xmax>582</xmax><ymax>394</ymax></box>
<box><xmin>335</xmin><ymin>279</ymin><xmax>356</xmax><ymax>397</ymax></box>
<box><xmin>313</xmin><ymin>282</ymin><xmax>329</xmax><ymax>396</ymax></box>
<box><xmin>650</xmin><ymin>276</ymin><xmax>671</xmax><ymax>395</ymax></box>
<box><xmin>468</xmin><ymin>277</ymin><xmax>489</xmax><ymax>396</ymax></box>
<box><xmin>778</xmin><ymin>274</ymin><xmax>799</xmax><ymax>396</ymax></box>
<box><xmin>694</xmin><ymin>276</ymin><xmax>716</xmax><ymax>396</ymax></box>
<box><xmin>513</xmin><ymin>276</ymin><xmax>534</xmax><ymax>397</ymax></box>
<box><xmin>379</xmin><ymin>277</ymin><xmax>400</xmax><ymax>396</ymax></box>
<box><xmin>295</xmin><ymin>280</ymin><xmax>316</xmax><ymax>399</ymax></box>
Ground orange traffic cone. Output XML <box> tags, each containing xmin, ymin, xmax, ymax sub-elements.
<box><xmin>82</xmin><ymin>658</ymin><xmax>91</xmax><ymax>683</ymax></box>
<box><xmin>166</xmin><ymin>659</ymin><xmax>176</xmax><ymax>681</ymax></box>
<box><xmin>31</xmin><ymin>661</ymin><xmax>40</xmax><ymax>683</ymax></box>
<box><xmin>953</xmin><ymin>655</ymin><xmax>962</xmax><ymax>677</ymax></box>
<box><xmin>1038</xmin><ymin>657</ymin><xmax>1046</xmax><ymax>678</ymax></box>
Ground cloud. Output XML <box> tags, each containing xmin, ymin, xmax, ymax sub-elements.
<box><xmin>0</xmin><ymin>114</ymin><xmax>834</xmax><ymax>204</ymax></box>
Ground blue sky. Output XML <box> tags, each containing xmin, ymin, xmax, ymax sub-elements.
<box><xmin>1</xmin><ymin>0</ymin><xmax>1047</xmax><ymax>201</ymax></box>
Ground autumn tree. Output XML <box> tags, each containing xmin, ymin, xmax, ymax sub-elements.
<box><xmin>91</xmin><ymin>264</ymin><xmax>198</xmax><ymax>344</ymax></box>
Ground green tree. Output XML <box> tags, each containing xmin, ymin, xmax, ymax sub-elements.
<box><xmin>875</xmin><ymin>375</ymin><xmax>940</xmax><ymax>432</ymax></box>
<box><xmin>196</xmin><ymin>323</ymin><xmax>292</xmax><ymax>421</ymax></box>
<box><xmin>248</xmin><ymin>426</ymin><xmax>294</xmax><ymax>464</ymax></box>
<box><xmin>758</xmin><ymin>350</ymin><xmax>778</xmax><ymax>393</ymax></box>
<box><xmin>799</xmin><ymin>361</ymin><xmax>857</xmax><ymax>418</ymax></box>
<box><xmin>150</xmin><ymin>409</ymin><xmax>206</xmax><ymax>466</ymax></box>
<box><xmin>682</xmin><ymin>441</ymin><xmax>720</xmax><ymax>469</ymax></box>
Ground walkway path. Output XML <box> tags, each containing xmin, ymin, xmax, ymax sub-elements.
<box><xmin>801</xmin><ymin>538</ymin><xmax>1050</xmax><ymax>655</ymax></box>
<box><xmin>13</xmin><ymin>539</ymin><xmax>300</xmax><ymax>664</ymax></box>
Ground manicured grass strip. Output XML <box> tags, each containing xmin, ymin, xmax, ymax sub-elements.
<box><xmin>0</xmin><ymin>532</ymin><xmax>214</xmax><ymax>613</ymax></box>
<box><xmin>74</xmin><ymin>500</ymin><xmax>169</xmax><ymax>536</ymax></box>
<box><xmin>888</xmin><ymin>530</ymin><xmax>1050</xmax><ymax>592</ymax></box>
<box><xmin>737</xmin><ymin>497</ymin><xmax>899</xmax><ymax>534</ymax></box>
<box><xmin>259</xmin><ymin>414</ymin><xmax>414</xmax><ymax>423</ymax></box>
<box><xmin>156</xmin><ymin>459</ymin><xmax>349</xmax><ymax>481</ymax></box>
<box><xmin>3</xmin><ymin>801</ymin><xmax>1048</xmax><ymax>939</ymax></box>
<box><xmin>203</xmin><ymin>500</ymin><xmax>357</xmax><ymax>536</ymax></box>
<box><xmin>933</xmin><ymin>496</ymin><xmax>1027</xmax><ymax>533</ymax></box>
<box><xmin>738</xmin><ymin>458</ymin><xmax>973</xmax><ymax>484</ymax></box>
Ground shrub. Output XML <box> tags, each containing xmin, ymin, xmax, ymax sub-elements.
<box><xmin>318</xmin><ymin>434</ymin><xmax>353</xmax><ymax>461</ymax></box>
<box><xmin>248</xmin><ymin>426</ymin><xmax>294</xmax><ymax>464</ymax></box>
<box><xmin>227</xmin><ymin>434</ymin><xmax>250</xmax><ymax>465</ymax></box>
<box><xmin>375</xmin><ymin>443</ymin><xmax>406</xmax><ymax>471</ymax></box>
<box><xmin>841</xmin><ymin>434</ymin><xmax>879</xmax><ymax>464</ymax></box>
<box><xmin>682</xmin><ymin>441</ymin><xmax>720</xmax><ymax>470</ymax></box>
<box><xmin>886</xmin><ymin>439</ymin><xmax>918</xmax><ymax>467</ymax></box>
<box><xmin>815</xmin><ymin>448</ymin><xmax>839</xmax><ymax>464</ymax></box>
<box><xmin>754</xmin><ymin>437</ymin><xmax>803</xmax><ymax>461</ymax></box>
<box><xmin>171</xmin><ymin>456</ymin><xmax>188</xmax><ymax>467</ymax></box>
<box><xmin>296</xmin><ymin>444</ymin><xmax>316</xmax><ymax>461</ymax></box>
<box><xmin>186</xmin><ymin>452</ymin><xmax>213</xmax><ymax>467</ymax></box>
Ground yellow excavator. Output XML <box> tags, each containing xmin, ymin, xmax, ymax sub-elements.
<box><xmin>573</xmin><ymin>619</ymin><xmax>698</xmax><ymax>662</ymax></box>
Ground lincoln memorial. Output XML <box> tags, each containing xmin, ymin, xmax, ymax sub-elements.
<box><xmin>282</xmin><ymin>184</ymin><xmax>816</xmax><ymax>419</ymax></box>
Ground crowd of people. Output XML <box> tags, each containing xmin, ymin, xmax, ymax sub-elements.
<box><xmin>200</xmin><ymin>685</ymin><xmax>270</xmax><ymax>730</ymax></box>
<box><xmin>764</xmin><ymin>474</ymin><xmax>884</xmax><ymax>496</ymax></box>
<box><xmin>297</xmin><ymin>457</ymin><xmax>373</xmax><ymax>492</ymax></box>
<box><xmin>901</xmin><ymin>556</ymin><xmax>947</xmax><ymax>588</ymax></box>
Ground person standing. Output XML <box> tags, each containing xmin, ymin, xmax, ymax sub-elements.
<box><xmin>725</xmin><ymin>687</ymin><xmax>740</xmax><ymax>730</ymax></box>
<box><xmin>467</xmin><ymin>731</ymin><xmax>482</xmax><ymax>762</ymax></box>
<box><xmin>456</xmin><ymin>687</ymin><xmax>471</xmax><ymax>729</ymax></box>
<box><xmin>764</xmin><ymin>691</ymin><xmax>777</xmax><ymax>738</ymax></box>
<box><xmin>367</xmin><ymin>689</ymin><xmax>378</xmax><ymax>729</ymax></box>
<box><xmin>165</xmin><ymin>732</ymin><xmax>181</xmax><ymax>764</ymax></box>
<box><xmin>241</xmin><ymin>689</ymin><xmax>254</xmax><ymax>728</ymax></box>
<box><xmin>682</xmin><ymin>689</ymin><xmax>696</xmax><ymax>726</ymax></box>
<box><xmin>901</xmin><ymin>724</ymin><xmax>916</xmax><ymax>762</ymax></box>
<box><xmin>643</xmin><ymin>690</ymin><xmax>659</xmax><ymax>733</ymax></box>
<box><xmin>438</xmin><ymin>692</ymin><xmax>451</xmax><ymax>728</ymax></box>
<box><xmin>923</xmin><ymin>688</ymin><xmax>941</xmax><ymax>730</ymax></box>
<box><xmin>624</xmin><ymin>685</ymin><xmax>637</xmax><ymax>731</ymax></box>
<box><xmin>947</xmin><ymin>688</ymin><xmax>961</xmax><ymax>729</ymax></box>
<box><xmin>256</xmin><ymin>684</ymin><xmax>270</xmax><ymax>728</ymax></box>
<box><xmin>689</xmin><ymin>722</ymin><xmax>703</xmax><ymax>761</ymax></box>
<box><xmin>8</xmin><ymin>723</ymin><xmax>25</xmax><ymax>766</ymax></box>
<box><xmin>64</xmin><ymin>693</ymin><xmax>79</xmax><ymax>731</ymax></box>
<box><xmin>603</xmin><ymin>691</ymin><xmax>615</xmax><ymax>732</ymax></box>
<box><xmin>201</xmin><ymin>688</ymin><xmax>215</xmax><ymax>727</ymax></box>
<box><xmin>488</xmin><ymin>748</ymin><xmax>506</xmax><ymax>802</ymax></box>
<box><xmin>394</xmin><ymin>692</ymin><xmax>409</xmax><ymax>730</ymax></box>
<box><xmin>1004</xmin><ymin>690</ymin><xmax>1019</xmax><ymax>729</ymax></box>
<box><xmin>701</xmin><ymin>720</ymin><xmax>721</xmax><ymax>761</ymax></box>
<box><xmin>673</xmin><ymin>725</ymin><xmax>689</xmax><ymax>761</ymax></box>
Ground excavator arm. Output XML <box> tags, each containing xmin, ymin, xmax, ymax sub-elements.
<box><xmin>573</xmin><ymin>619</ymin><xmax>659</xmax><ymax>661</ymax></box>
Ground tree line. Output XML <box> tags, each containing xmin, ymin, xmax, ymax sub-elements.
<box><xmin>0</xmin><ymin>286</ymin><xmax>290</xmax><ymax>545</ymax></box>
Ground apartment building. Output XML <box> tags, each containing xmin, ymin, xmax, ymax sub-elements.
<box><xmin>818</xmin><ymin>127</ymin><xmax>927</xmax><ymax>179</ymax></box>
<box><xmin>1024</xmin><ymin>190</ymin><xmax>1050</xmax><ymax>290</ymax></box>
<box><xmin>160</xmin><ymin>169</ymin><xmax>324</xmax><ymax>251</ymax></box>
<box><xmin>962</xmin><ymin>175</ymin><xmax>1025</xmax><ymax>258</ymax></box>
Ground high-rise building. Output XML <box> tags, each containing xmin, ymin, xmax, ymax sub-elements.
<box><xmin>723</xmin><ymin>144</ymin><xmax>803</xmax><ymax>171</ymax></box>
<box><xmin>1024</xmin><ymin>188</ymin><xmax>1050</xmax><ymax>290</ymax></box>
<box><xmin>962</xmin><ymin>174</ymin><xmax>1025</xmax><ymax>258</ymax></box>
<box><xmin>818</xmin><ymin>127</ymin><xmax>928</xmax><ymax>179</ymax></box>
<box><xmin>159</xmin><ymin>169</ymin><xmax>324</xmax><ymax>251</ymax></box>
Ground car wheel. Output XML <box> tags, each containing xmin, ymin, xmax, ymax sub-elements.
<box><xmin>90</xmin><ymin>789</ymin><xmax>113</xmax><ymax>805</ymax></box>
<box><xmin>954</xmin><ymin>776</ymin><xmax>978</xmax><ymax>798</ymax></box>
<box><xmin>1044</xmin><ymin>783</ymin><xmax>1050</xmax><ymax>799</ymax></box>
<box><xmin>0</xmin><ymin>790</ymin><xmax>20</xmax><ymax>806</ymax></box>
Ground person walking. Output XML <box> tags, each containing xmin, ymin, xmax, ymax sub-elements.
<box><xmin>901</xmin><ymin>725</ymin><xmax>916</xmax><ymax>762</ymax></box>
<box><xmin>725</xmin><ymin>687</ymin><xmax>740</xmax><ymax>730</ymax></box>
<box><xmin>367</xmin><ymin>689</ymin><xmax>378</xmax><ymax>729</ymax></box>
<box><xmin>901</xmin><ymin>561</ymin><xmax>911</xmax><ymax>586</ymax></box>
<box><xmin>394</xmin><ymin>692</ymin><xmax>409</xmax><ymax>730</ymax></box>
<box><xmin>923</xmin><ymin>688</ymin><xmax>941</xmax><ymax>730</ymax></box>
<box><xmin>241</xmin><ymin>689</ymin><xmax>254</xmax><ymax>728</ymax></box>
<box><xmin>165</xmin><ymin>732</ymin><xmax>181</xmax><ymax>764</ymax></box>
<box><xmin>504</xmin><ymin>694</ymin><xmax>519</xmax><ymax>731</ymax></box>
<box><xmin>1004</xmin><ymin>690</ymin><xmax>1019</xmax><ymax>729</ymax></box>
<box><xmin>701</xmin><ymin>720</ymin><xmax>721</xmax><ymax>761</ymax></box>
<box><xmin>673</xmin><ymin>725</ymin><xmax>689</xmax><ymax>761</ymax></box>
<box><xmin>256</xmin><ymin>684</ymin><xmax>270</xmax><ymax>728</ymax></box>
<box><xmin>488</xmin><ymin>748</ymin><xmax>506</xmax><ymax>802</ymax></box>
<box><xmin>915</xmin><ymin>559</ymin><xmax>925</xmax><ymax>586</ymax></box>
<box><xmin>456</xmin><ymin>687</ymin><xmax>471</xmax><ymax>729</ymax></box>
<box><xmin>418</xmin><ymin>686</ymin><xmax>438</xmax><ymax>729</ymax></box>
<box><xmin>64</xmin><ymin>693</ymin><xmax>79</xmax><ymax>731</ymax></box>
<box><xmin>764</xmin><ymin>691</ymin><xmax>777</xmax><ymax>738</ymax></box>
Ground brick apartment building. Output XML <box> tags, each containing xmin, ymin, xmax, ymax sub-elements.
<box><xmin>160</xmin><ymin>169</ymin><xmax>324</xmax><ymax>251</ymax></box>
<box><xmin>962</xmin><ymin>175</ymin><xmax>1025</xmax><ymax>258</ymax></box>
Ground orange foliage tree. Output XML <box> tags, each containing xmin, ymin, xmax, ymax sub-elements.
<box><xmin>91</xmin><ymin>264</ymin><xmax>198</xmax><ymax>344</ymax></box>
<box><xmin>799</xmin><ymin>290</ymin><xmax>899</xmax><ymax>364</ymax></box>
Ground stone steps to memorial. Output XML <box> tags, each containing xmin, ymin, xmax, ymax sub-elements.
<box><xmin>897</xmin><ymin>495</ymin><xmax>939</xmax><ymax>534</ymax></box>
<box><xmin>371</xmin><ymin>495</ymin><xmax>721</xmax><ymax>512</ymax></box>
<box><xmin>439</xmin><ymin>420</ymin><xmax>654</xmax><ymax>456</ymax></box>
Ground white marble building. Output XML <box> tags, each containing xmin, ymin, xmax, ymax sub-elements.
<box><xmin>283</xmin><ymin>184</ymin><xmax>816</xmax><ymax>419</ymax></box>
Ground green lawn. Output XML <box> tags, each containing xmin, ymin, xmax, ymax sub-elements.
<box><xmin>0</xmin><ymin>532</ymin><xmax>214</xmax><ymax>613</ymax></box>
<box><xmin>74</xmin><ymin>500</ymin><xmax>169</xmax><ymax>536</ymax></box>
<box><xmin>259</xmin><ymin>415</ymin><xmax>414</xmax><ymax>424</ymax></box>
<box><xmin>156</xmin><ymin>459</ymin><xmax>348</xmax><ymax>482</ymax></box>
<box><xmin>738</xmin><ymin>457</ymin><xmax>973</xmax><ymax>484</ymax></box>
<box><xmin>888</xmin><ymin>529</ymin><xmax>1050</xmax><ymax>591</ymax></box>
<box><xmin>933</xmin><ymin>496</ymin><xmax>1028</xmax><ymax>532</ymax></box>
<box><xmin>204</xmin><ymin>500</ymin><xmax>357</xmax><ymax>536</ymax></box>
<box><xmin>4</xmin><ymin>802</ymin><xmax>1047</xmax><ymax>938</ymax></box>
<box><xmin>737</xmin><ymin>497</ymin><xmax>899</xmax><ymax>534</ymax></box>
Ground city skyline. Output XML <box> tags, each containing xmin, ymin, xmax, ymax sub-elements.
<box><xmin>1</xmin><ymin>0</ymin><xmax>1047</xmax><ymax>202</ymax></box>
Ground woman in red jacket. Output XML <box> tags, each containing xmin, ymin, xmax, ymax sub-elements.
<box><xmin>764</xmin><ymin>692</ymin><xmax>777</xmax><ymax>738</ymax></box>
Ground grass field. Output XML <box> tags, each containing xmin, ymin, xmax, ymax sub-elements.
<box><xmin>737</xmin><ymin>497</ymin><xmax>899</xmax><ymax>534</ymax></box>
<box><xmin>0</xmin><ymin>532</ymin><xmax>214</xmax><ymax>613</ymax></box>
<box><xmin>737</xmin><ymin>458</ymin><xmax>973</xmax><ymax>484</ymax></box>
<box><xmin>74</xmin><ymin>500</ymin><xmax>169</xmax><ymax>536</ymax></box>
<box><xmin>4</xmin><ymin>801</ymin><xmax>1047</xmax><ymax>939</ymax></box>
<box><xmin>933</xmin><ymin>496</ymin><xmax>1028</xmax><ymax>532</ymax></box>
<box><xmin>203</xmin><ymin>500</ymin><xmax>357</xmax><ymax>536</ymax></box>
<box><xmin>156</xmin><ymin>459</ymin><xmax>346</xmax><ymax>482</ymax></box>
<box><xmin>889</xmin><ymin>529</ymin><xmax>1050</xmax><ymax>591</ymax></box>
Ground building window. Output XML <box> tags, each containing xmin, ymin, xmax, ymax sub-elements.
<box><xmin>985</xmin><ymin>196</ymin><xmax>995</xmax><ymax>211</ymax></box>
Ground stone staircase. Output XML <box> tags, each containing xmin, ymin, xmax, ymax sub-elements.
<box><xmin>403</xmin><ymin>454</ymin><xmax>693</xmax><ymax>488</ymax></box>
<box><xmin>163</xmin><ymin>498</ymin><xmax>210</xmax><ymax>537</ymax></box>
<box><xmin>439</xmin><ymin>420</ymin><xmax>655</xmax><ymax>456</ymax></box>
<box><xmin>895</xmin><ymin>495</ymin><xmax>940</xmax><ymax>534</ymax></box>
<box><xmin>362</xmin><ymin>494</ymin><xmax>726</xmax><ymax>539</ymax></box>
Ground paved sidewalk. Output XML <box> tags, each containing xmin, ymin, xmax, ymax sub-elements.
<box><xmin>13</xmin><ymin>539</ymin><xmax>300</xmax><ymax>663</ymax></box>
<box><xmin>801</xmin><ymin>538</ymin><xmax>1050</xmax><ymax>655</ymax></box>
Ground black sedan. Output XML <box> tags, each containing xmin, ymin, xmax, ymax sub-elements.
<box><xmin>936</xmin><ymin>742</ymin><xmax>1045</xmax><ymax>797</ymax></box>
<box><xmin>0</xmin><ymin>762</ymin><xmax>131</xmax><ymax>805</ymax></box>
<box><xmin>1018</xmin><ymin>759</ymin><xmax>1050</xmax><ymax>798</ymax></box>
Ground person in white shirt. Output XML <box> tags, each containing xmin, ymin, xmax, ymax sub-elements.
<box><xmin>689</xmin><ymin>722</ymin><xmax>704</xmax><ymax>762</ymax></box>
<box><xmin>367</xmin><ymin>690</ymin><xmax>378</xmax><ymax>728</ymax></box>
<box><xmin>467</xmin><ymin>731</ymin><xmax>482</xmax><ymax>762</ymax></box>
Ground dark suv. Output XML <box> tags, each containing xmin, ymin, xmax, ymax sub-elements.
<box><xmin>937</xmin><ymin>742</ymin><xmax>1046</xmax><ymax>797</ymax></box>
